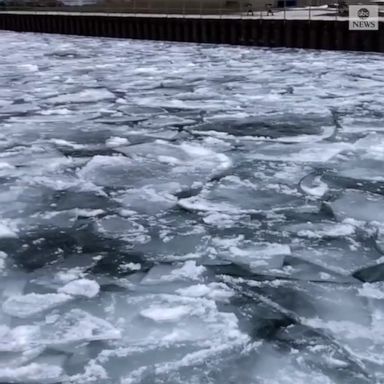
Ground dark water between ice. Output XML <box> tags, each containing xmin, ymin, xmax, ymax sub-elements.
<box><xmin>0</xmin><ymin>31</ymin><xmax>384</xmax><ymax>384</ymax></box>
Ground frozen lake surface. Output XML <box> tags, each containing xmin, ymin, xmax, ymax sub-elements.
<box><xmin>0</xmin><ymin>31</ymin><xmax>384</xmax><ymax>384</ymax></box>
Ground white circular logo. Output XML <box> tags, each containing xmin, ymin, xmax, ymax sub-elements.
<box><xmin>357</xmin><ymin>8</ymin><xmax>370</xmax><ymax>19</ymax></box>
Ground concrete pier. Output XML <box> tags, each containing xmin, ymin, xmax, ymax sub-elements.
<box><xmin>0</xmin><ymin>11</ymin><xmax>383</xmax><ymax>53</ymax></box>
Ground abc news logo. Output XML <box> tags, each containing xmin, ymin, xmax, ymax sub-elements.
<box><xmin>357</xmin><ymin>8</ymin><xmax>370</xmax><ymax>19</ymax></box>
<box><xmin>349</xmin><ymin>5</ymin><xmax>379</xmax><ymax>30</ymax></box>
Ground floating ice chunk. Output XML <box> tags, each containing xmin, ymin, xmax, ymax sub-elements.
<box><xmin>170</xmin><ymin>261</ymin><xmax>206</xmax><ymax>281</ymax></box>
<box><xmin>330</xmin><ymin>190</ymin><xmax>384</xmax><ymax>223</ymax></box>
<box><xmin>117</xmin><ymin>140</ymin><xmax>231</xmax><ymax>171</ymax></box>
<box><xmin>67</xmin><ymin>360</ymin><xmax>108</xmax><ymax>383</ymax></box>
<box><xmin>283</xmin><ymin>222</ymin><xmax>356</xmax><ymax>239</ymax></box>
<box><xmin>40</xmin><ymin>108</ymin><xmax>71</xmax><ymax>116</ymax></box>
<box><xmin>377</xmin><ymin>229</ymin><xmax>384</xmax><ymax>253</ymax></box>
<box><xmin>299</xmin><ymin>174</ymin><xmax>328</xmax><ymax>197</ymax></box>
<box><xmin>202</xmin><ymin>212</ymin><xmax>241</xmax><ymax>228</ymax></box>
<box><xmin>178</xmin><ymin>195</ymin><xmax>239</xmax><ymax>214</ymax></box>
<box><xmin>96</xmin><ymin>215</ymin><xmax>149</xmax><ymax>243</ymax></box>
<box><xmin>140</xmin><ymin>305</ymin><xmax>191</xmax><ymax>322</ymax></box>
<box><xmin>0</xmin><ymin>103</ymin><xmax>40</xmax><ymax>115</ymax></box>
<box><xmin>0</xmin><ymin>100</ymin><xmax>12</xmax><ymax>107</ymax></box>
<box><xmin>358</xmin><ymin>283</ymin><xmax>384</xmax><ymax>299</ymax></box>
<box><xmin>355</xmin><ymin>133</ymin><xmax>384</xmax><ymax>161</ymax></box>
<box><xmin>247</xmin><ymin>346</ymin><xmax>336</xmax><ymax>384</ymax></box>
<box><xmin>58</xmin><ymin>279</ymin><xmax>100</xmax><ymax>298</ymax></box>
<box><xmin>2</xmin><ymin>293</ymin><xmax>72</xmax><ymax>318</ymax></box>
<box><xmin>157</xmin><ymin>155</ymin><xmax>181</xmax><ymax>165</ymax></box>
<box><xmin>292</xmin><ymin>245</ymin><xmax>376</xmax><ymax>276</ymax></box>
<box><xmin>133</xmin><ymin>95</ymin><xmax>226</xmax><ymax>111</ymax></box>
<box><xmin>77</xmin><ymin>155</ymin><xmax>165</xmax><ymax>188</ymax></box>
<box><xmin>42</xmin><ymin>309</ymin><xmax>121</xmax><ymax>344</ymax></box>
<box><xmin>47</xmin><ymin>88</ymin><xmax>115</xmax><ymax>104</ymax></box>
<box><xmin>81</xmin><ymin>142</ymin><xmax>230</xmax><ymax>195</ymax></box>
<box><xmin>0</xmin><ymin>363</ymin><xmax>63</xmax><ymax>384</ymax></box>
<box><xmin>179</xmin><ymin>177</ymin><xmax>300</xmax><ymax>214</ymax></box>
<box><xmin>303</xmin><ymin>317</ymin><xmax>377</xmax><ymax>342</ymax></box>
<box><xmin>212</xmin><ymin>241</ymin><xmax>290</xmax><ymax>271</ymax></box>
<box><xmin>140</xmin><ymin>115</ymin><xmax>196</xmax><ymax>129</ymax></box>
<box><xmin>49</xmin><ymin>139</ymin><xmax>86</xmax><ymax>150</ymax></box>
<box><xmin>0</xmin><ymin>161</ymin><xmax>15</xmax><ymax>170</ymax></box>
<box><xmin>233</xmin><ymin>243</ymin><xmax>289</xmax><ymax>268</ymax></box>
<box><xmin>0</xmin><ymin>325</ymin><xmax>40</xmax><ymax>353</ymax></box>
<box><xmin>176</xmin><ymin>283</ymin><xmax>234</xmax><ymax>301</ymax></box>
<box><xmin>18</xmin><ymin>63</ymin><xmax>39</xmax><ymax>72</ymax></box>
<box><xmin>118</xmin><ymin>187</ymin><xmax>177</xmax><ymax>214</ymax></box>
<box><xmin>142</xmin><ymin>261</ymin><xmax>206</xmax><ymax>284</ymax></box>
<box><xmin>120</xmin><ymin>262</ymin><xmax>141</xmax><ymax>272</ymax></box>
<box><xmin>54</xmin><ymin>268</ymin><xmax>84</xmax><ymax>284</ymax></box>
<box><xmin>0</xmin><ymin>144</ymin><xmax>70</xmax><ymax>175</ymax></box>
<box><xmin>74</xmin><ymin>208</ymin><xmax>105</xmax><ymax>218</ymax></box>
<box><xmin>105</xmin><ymin>136</ymin><xmax>130</xmax><ymax>147</ymax></box>
<box><xmin>335</xmin><ymin>158</ymin><xmax>384</xmax><ymax>183</ymax></box>
<box><xmin>0</xmin><ymin>221</ymin><xmax>17</xmax><ymax>238</ymax></box>
<box><xmin>0</xmin><ymin>251</ymin><xmax>7</xmax><ymax>272</ymax></box>
<box><xmin>247</xmin><ymin>142</ymin><xmax>351</xmax><ymax>163</ymax></box>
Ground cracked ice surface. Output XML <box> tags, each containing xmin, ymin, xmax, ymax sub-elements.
<box><xmin>0</xmin><ymin>31</ymin><xmax>384</xmax><ymax>383</ymax></box>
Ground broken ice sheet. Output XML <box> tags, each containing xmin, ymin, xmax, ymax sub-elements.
<box><xmin>1</xmin><ymin>32</ymin><xmax>384</xmax><ymax>384</ymax></box>
<box><xmin>41</xmin><ymin>309</ymin><xmax>121</xmax><ymax>346</ymax></box>
<box><xmin>178</xmin><ymin>175</ymin><xmax>303</xmax><ymax>214</ymax></box>
<box><xmin>329</xmin><ymin>190</ymin><xmax>384</xmax><ymax>223</ymax></box>
<box><xmin>2</xmin><ymin>293</ymin><xmax>73</xmax><ymax>319</ymax></box>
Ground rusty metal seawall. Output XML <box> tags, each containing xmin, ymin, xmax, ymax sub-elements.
<box><xmin>0</xmin><ymin>12</ymin><xmax>383</xmax><ymax>52</ymax></box>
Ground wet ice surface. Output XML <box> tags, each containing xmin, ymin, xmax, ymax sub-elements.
<box><xmin>0</xmin><ymin>31</ymin><xmax>384</xmax><ymax>384</ymax></box>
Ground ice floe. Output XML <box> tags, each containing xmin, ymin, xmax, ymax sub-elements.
<box><xmin>2</xmin><ymin>293</ymin><xmax>73</xmax><ymax>318</ymax></box>
<box><xmin>0</xmin><ymin>31</ymin><xmax>383</xmax><ymax>384</ymax></box>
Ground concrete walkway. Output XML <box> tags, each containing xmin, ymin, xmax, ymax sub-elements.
<box><xmin>1</xmin><ymin>7</ymin><xmax>383</xmax><ymax>21</ymax></box>
<box><xmin>0</xmin><ymin>8</ymin><xmax>351</xmax><ymax>20</ymax></box>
